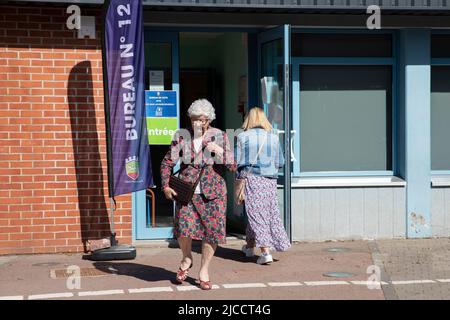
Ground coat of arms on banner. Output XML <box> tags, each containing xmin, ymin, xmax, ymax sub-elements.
<box><xmin>125</xmin><ymin>156</ymin><xmax>139</xmax><ymax>180</ymax></box>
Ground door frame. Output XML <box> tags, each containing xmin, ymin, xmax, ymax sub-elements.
<box><xmin>256</xmin><ymin>25</ymin><xmax>292</xmax><ymax>241</ymax></box>
<box><xmin>133</xmin><ymin>31</ymin><xmax>179</xmax><ymax>240</ymax></box>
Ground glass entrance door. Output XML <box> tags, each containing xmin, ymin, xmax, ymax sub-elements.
<box><xmin>134</xmin><ymin>31</ymin><xmax>179</xmax><ymax>240</ymax></box>
<box><xmin>257</xmin><ymin>25</ymin><xmax>292</xmax><ymax>240</ymax></box>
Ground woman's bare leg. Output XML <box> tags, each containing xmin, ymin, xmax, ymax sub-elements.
<box><xmin>199</xmin><ymin>241</ymin><xmax>217</xmax><ymax>281</ymax></box>
<box><xmin>178</xmin><ymin>236</ymin><xmax>193</xmax><ymax>269</ymax></box>
<box><xmin>260</xmin><ymin>247</ymin><xmax>270</xmax><ymax>254</ymax></box>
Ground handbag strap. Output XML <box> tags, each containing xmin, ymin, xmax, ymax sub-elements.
<box><xmin>171</xmin><ymin>143</ymin><xmax>208</xmax><ymax>180</ymax></box>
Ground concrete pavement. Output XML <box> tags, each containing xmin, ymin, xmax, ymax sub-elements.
<box><xmin>0</xmin><ymin>238</ymin><xmax>449</xmax><ymax>300</ymax></box>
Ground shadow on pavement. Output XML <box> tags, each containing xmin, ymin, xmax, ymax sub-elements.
<box><xmin>92</xmin><ymin>262</ymin><xmax>198</xmax><ymax>286</ymax></box>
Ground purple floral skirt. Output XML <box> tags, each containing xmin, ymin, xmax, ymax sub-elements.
<box><xmin>241</xmin><ymin>172</ymin><xmax>291</xmax><ymax>251</ymax></box>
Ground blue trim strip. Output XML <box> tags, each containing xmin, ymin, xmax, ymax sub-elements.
<box><xmin>299</xmin><ymin>171</ymin><xmax>394</xmax><ymax>177</ymax></box>
<box><xmin>292</xmin><ymin>57</ymin><xmax>394</xmax><ymax>65</ymax></box>
<box><xmin>431</xmin><ymin>171</ymin><xmax>450</xmax><ymax>175</ymax></box>
<box><xmin>431</xmin><ymin>58</ymin><xmax>450</xmax><ymax>65</ymax></box>
<box><xmin>291</xmin><ymin>28</ymin><xmax>395</xmax><ymax>34</ymax></box>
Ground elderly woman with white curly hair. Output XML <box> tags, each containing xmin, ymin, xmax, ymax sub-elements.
<box><xmin>160</xmin><ymin>99</ymin><xmax>236</xmax><ymax>290</ymax></box>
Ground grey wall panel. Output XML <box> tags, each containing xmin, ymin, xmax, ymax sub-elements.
<box><xmin>364</xmin><ymin>188</ymin><xmax>379</xmax><ymax>239</ymax></box>
<box><xmin>334</xmin><ymin>189</ymin><xmax>350</xmax><ymax>238</ymax></box>
<box><xmin>393</xmin><ymin>187</ymin><xmax>406</xmax><ymax>237</ymax></box>
<box><xmin>379</xmin><ymin>188</ymin><xmax>394</xmax><ymax>237</ymax></box>
<box><xmin>431</xmin><ymin>188</ymin><xmax>450</xmax><ymax>237</ymax></box>
<box><xmin>291</xmin><ymin>187</ymin><xmax>305</xmax><ymax>239</ymax></box>
<box><xmin>291</xmin><ymin>187</ymin><xmax>406</xmax><ymax>241</ymax></box>
<box><xmin>349</xmin><ymin>188</ymin><xmax>365</xmax><ymax>238</ymax></box>
<box><xmin>319</xmin><ymin>189</ymin><xmax>336</xmax><ymax>238</ymax></box>
<box><xmin>302</xmin><ymin>189</ymin><xmax>321</xmax><ymax>240</ymax></box>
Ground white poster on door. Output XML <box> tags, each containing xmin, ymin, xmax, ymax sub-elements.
<box><xmin>149</xmin><ymin>70</ymin><xmax>164</xmax><ymax>91</ymax></box>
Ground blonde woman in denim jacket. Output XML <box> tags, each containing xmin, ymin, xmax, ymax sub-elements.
<box><xmin>235</xmin><ymin>107</ymin><xmax>291</xmax><ymax>265</ymax></box>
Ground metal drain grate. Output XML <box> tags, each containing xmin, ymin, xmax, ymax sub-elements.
<box><xmin>323</xmin><ymin>272</ymin><xmax>355</xmax><ymax>278</ymax></box>
<box><xmin>324</xmin><ymin>247</ymin><xmax>351</xmax><ymax>253</ymax></box>
<box><xmin>50</xmin><ymin>267</ymin><xmax>117</xmax><ymax>279</ymax></box>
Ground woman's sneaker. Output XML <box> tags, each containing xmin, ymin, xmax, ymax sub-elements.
<box><xmin>257</xmin><ymin>253</ymin><xmax>273</xmax><ymax>265</ymax></box>
<box><xmin>242</xmin><ymin>245</ymin><xmax>255</xmax><ymax>257</ymax></box>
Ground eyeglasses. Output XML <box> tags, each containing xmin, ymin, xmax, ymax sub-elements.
<box><xmin>191</xmin><ymin>118</ymin><xmax>208</xmax><ymax>124</ymax></box>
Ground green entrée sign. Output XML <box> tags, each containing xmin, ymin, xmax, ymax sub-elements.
<box><xmin>145</xmin><ymin>90</ymin><xmax>178</xmax><ymax>145</ymax></box>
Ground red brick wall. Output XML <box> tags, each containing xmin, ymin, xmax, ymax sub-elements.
<box><xmin>0</xmin><ymin>4</ymin><xmax>132</xmax><ymax>255</ymax></box>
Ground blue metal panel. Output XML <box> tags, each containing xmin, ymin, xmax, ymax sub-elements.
<box><xmin>401</xmin><ymin>29</ymin><xmax>432</xmax><ymax>238</ymax></box>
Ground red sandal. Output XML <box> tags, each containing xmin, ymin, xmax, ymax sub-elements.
<box><xmin>199</xmin><ymin>279</ymin><xmax>212</xmax><ymax>290</ymax></box>
<box><xmin>175</xmin><ymin>262</ymin><xmax>193</xmax><ymax>284</ymax></box>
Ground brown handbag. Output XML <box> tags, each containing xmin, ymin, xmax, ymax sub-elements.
<box><xmin>234</xmin><ymin>135</ymin><xmax>267</xmax><ymax>205</ymax></box>
<box><xmin>169</xmin><ymin>165</ymin><xmax>205</xmax><ymax>206</ymax></box>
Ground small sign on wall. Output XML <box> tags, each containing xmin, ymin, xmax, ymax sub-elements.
<box><xmin>78</xmin><ymin>16</ymin><xmax>96</xmax><ymax>39</ymax></box>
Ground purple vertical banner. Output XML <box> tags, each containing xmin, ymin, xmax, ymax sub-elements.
<box><xmin>103</xmin><ymin>0</ymin><xmax>153</xmax><ymax>196</ymax></box>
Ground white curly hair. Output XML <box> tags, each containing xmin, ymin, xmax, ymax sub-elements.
<box><xmin>187</xmin><ymin>99</ymin><xmax>216</xmax><ymax>121</ymax></box>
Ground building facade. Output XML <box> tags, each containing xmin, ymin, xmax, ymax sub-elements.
<box><xmin>1</xmin><ymin>0</ymin><xmax>450</xmax><ymax>255</ymax></box>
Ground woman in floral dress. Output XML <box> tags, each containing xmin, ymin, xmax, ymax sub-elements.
<box><xmin>161</xmin><ymin>99</ymin><xmax>235</xmax><ymax>290</ymax></box>
<box><xmin>235</xmin><ymin>107</ymin><xmax>291</xmax><ymax>265</ymax></box>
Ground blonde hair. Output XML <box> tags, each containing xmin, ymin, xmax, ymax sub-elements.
<box><xmin>242</xmin><ymin>107</ymin><xmax>273</xmax><ymax>132</ymax></box>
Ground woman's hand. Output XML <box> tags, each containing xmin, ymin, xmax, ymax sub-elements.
<box><xmin>163</xmin><ymin>187</ymin><xmax>177</xmax><ymax>200</ymax></box>
<box><xmin>206</xmin><ymin>142</ymin><xmax>224</xmax><ymax>155</ymax></box>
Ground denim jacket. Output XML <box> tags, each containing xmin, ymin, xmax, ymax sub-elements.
<box><xmin>234</xmin><ymin>128</ymin><xmax>285</xmax><ymax>178</ymax></box>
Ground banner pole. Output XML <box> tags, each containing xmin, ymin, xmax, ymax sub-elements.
<box><xmin>102</xmin><ymin>0</ymin><xmax>117</xmax><ymax>245</ymax></box>
<box><xmin>101</xmin><ymin>0</ymin><xmax>114</xmax><ymax>199</ymax></box>
<box><xmin>109</xmin><ymin>197</ymin><xmax>117</xmax><ymax>246</ymax></box>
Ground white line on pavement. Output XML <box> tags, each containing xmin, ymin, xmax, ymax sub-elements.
<box><xmin>391</xmin><ymin>280</ymin><xmax>436</xmax><ymax>285</ymax></box>
<box><xmin>176</xmin><ymin>286</ymin><xmax>200</xmax><ymax>291</ymax></box>
<box><xmin>28</xmin><ymin>292</ymin><xmax>74</xmax><ymax>300</ymax></box>
<box><xmin>351</xmin><ymin>281</ymin><xmax>388</xmax><ymax>286</ymax></box>
<box><xmin>267</xmin><ymin>282</ymin><xmax>303</xmax><ymax>287</ymax></box>
<box><xmin>222</xmin><ymin>283</ymin><xmax>266</xmax><ymax>289</ymax></box>
<box><xmin>9</xmin><ymin>277</ymin><xmax>450</xmax><ymax>300</ymax></box>
<box><xmin>304</xmin><ymin>281</ymin><xmax>350</xmax><ymax>286</ymax></box>
<box><xmin>78</xmin><ymin>290</ymin><xmax>124</xmax><ymax>297</ymax></box>
<box><xmin>0</xmin><ymin>296</ymin><xmax>24</xmax><ymax>300</ymax></box>
<box><xmin>128</xmin><ymin>287</ymin><xmax>173</xmax><ymax>294</ymax></box>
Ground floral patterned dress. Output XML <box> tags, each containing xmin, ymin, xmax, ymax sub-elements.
<box><xmin>160</xmin><ymin>127</ymin><xmax>236</xmax><ymax>244</ymax></box>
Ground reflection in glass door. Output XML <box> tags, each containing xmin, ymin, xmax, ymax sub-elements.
<box><xmin>134</xmin><ymin>31</ymin><xmax>179</xmax><ymax>240</ymax></box>
<box><xmin>257</xmin><ymin>25</ymin><xmax>292</xmax><ymax>240</ymax></box>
